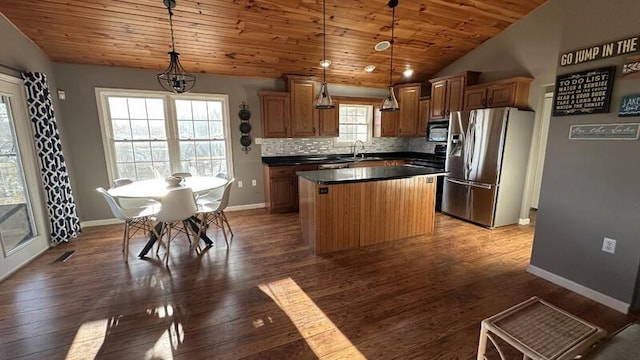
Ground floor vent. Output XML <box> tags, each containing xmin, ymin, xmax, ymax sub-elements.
<box><xmin>54</xmin><ymin>250</ymin><xmax>75</xmax><ymax>263</ymax></box>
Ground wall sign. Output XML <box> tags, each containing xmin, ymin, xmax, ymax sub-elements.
<box><xmin>560</xmin><ymin>35</ymin><xmax>639</xmax><ymax>67</ymax></box>
<box><xmin>618</xmin><ymin>94</ymin><xmax>640</xmax><ymax>117</ymax></box>
<box><xmin>622</xmin><ymin>56</ymin><xmax>640</xmax><ymax>78</ymax></box>
<box><xmin>569</xmin><ymin>123</ymin><xmax>640</xmax><ymax>140</ymax></box>
<box><xmin>553</xmin><ymin>66</ymin><xmax>615</xmax><ymax>116</ymax></box>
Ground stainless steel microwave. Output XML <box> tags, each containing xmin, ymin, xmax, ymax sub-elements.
<box><xmin>427</xmin><ymin>122</ymin><xmax>448</xmax><ymax>142</ymax></box>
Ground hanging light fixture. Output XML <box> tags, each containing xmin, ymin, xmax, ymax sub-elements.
<box><xmin>157</xmin><ymin>0</ymin><xmax>196</xmax><ymax>94</ymax></box>
<box><xmin>380</xmin><ymin>0</ymin><xmax>400</xmax><ymax>112</ymax></box>
<box><xmin>314</xmin><ymin>0</ymin><xmax>335</xmax><ymax>109</ymax></box>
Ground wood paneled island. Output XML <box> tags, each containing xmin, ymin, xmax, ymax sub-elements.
<box><xmin>297</xmin><ymin>166</ymin><xmax>446</xmax><ymax>254</ymax></box>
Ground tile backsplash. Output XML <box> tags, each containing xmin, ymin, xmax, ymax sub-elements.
<box><xmin>407</xmin><ymin>138</ymin><xmax>438</xmax><ymax>153</ymax></box>
<box><xmin>259</xmin><ymin>137</ymin><xmax>438</xmax><ymax>156</ymax></box>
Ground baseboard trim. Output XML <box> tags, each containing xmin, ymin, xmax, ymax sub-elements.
<box><xmin>226</xmin><ymin>203</ymin><xmax>265</xmax><ymax>212</ymax></box>
<box><xmin>527</xmin><ymin>264</ymin><xmax>630</xmax><ymax>314</ymax></box>
<box><xmin>81</xmin><ymin>218</ymin><xmax>123</xmax><ymax>228</ymax></box>
<box><xmin>81</xmin><ymin>203</ymin><xmax>266</xmax><ymax>228</ymax></box>
<box><xmin>518</xmin><ymin>218</ymin><xmax>531</xmax><ymax>225</ymax></box>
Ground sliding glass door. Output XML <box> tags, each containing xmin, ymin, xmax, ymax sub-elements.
<box><xmin>0</xmin><ymin>74</ymin><xmax>47</xmax><ymax>280</ymax></box>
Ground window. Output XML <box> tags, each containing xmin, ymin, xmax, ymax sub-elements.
<box><xmin>96</xmin><ymin>89</ymin><xmax>232</xmax><ymax>182</ymax></box>
<box><xmin>335</xmin><ymin>104</ymin><xmax>373</xmax><ymax>144</ymax></box>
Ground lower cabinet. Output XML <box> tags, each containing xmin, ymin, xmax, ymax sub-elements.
<box><xmin>348</xmin><ymin>160</ymin><xmax>388</xmax><ymax>168</ymax></box>
<box><xmin>264</xmin><ymin>160</ymin><xmax>406</xmax><ymax>212</ymax></box>
<box><xmin>264</xmin><ymin>164</ymin><xmax>317</xmax><ymax>213</ymax></box>
<box><xmin>349</xmin><ymin>160</ymin><xmax>405</xmax><ymax>168</ymax></box>
<box><xmin>386</xmin><ymin>159</ymin><xmax>405</xmax><ymax>166</ymax></box>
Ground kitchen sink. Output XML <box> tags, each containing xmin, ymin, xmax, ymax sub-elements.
<box><xmin>306</xmin><ymin>156</ymin><xmax>330</xmax><ymax>161</ymax></box>
<box><xmin>337</xmin><ymin>155</ymin><xmax>386</xmax><ymax>162</ymax></box>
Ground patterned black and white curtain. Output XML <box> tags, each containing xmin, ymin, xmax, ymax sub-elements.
<box><xmin>21</xmin><ymin>72</ymin><xmax>81</xmax><ymax>244</ymax></box>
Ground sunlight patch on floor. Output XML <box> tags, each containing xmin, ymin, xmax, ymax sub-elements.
<box><xmin>143</xmin><ymin>323</ymin><xmax>183</xmax><ymax>360</ymax></box>
<box><xmin>259</xmin><ymin>277</ymin><xmax>366</xmax><ymax>359</ymax></box>
<box><xmin>65</xmin><ymin>318</ymin><xmax>108</xmax><ymax>360</ymax></box>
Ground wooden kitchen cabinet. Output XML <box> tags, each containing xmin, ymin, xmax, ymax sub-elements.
<box><xmin>258</xmin><ymin>75</ymin><xmax>323</xmax><ymax>138</ymax></box>
<box><xmin>463</xmin><ymin>87</ymin><xmax>487</xmax><ymax>110</ymax></box>
<box><xmin>263</xmin><ymin>165</ymin><xmax>296</xmax><ymax>212</ymax></box>
<box><xmin>348</xmin><ymin>159</ymin><xmax>404</xmax><ymax>168</ymax></box>
<box><xmin>287</xmin><ymin>75</ymin><xmax>319</xmax><ymax>137</ymax></box>
<box><xmin>318</xmin><ymin>98</ymin><xmax>339</xmax><ymax>137</ymax></box>
<box><xmin>418</xmin><ymin>98</ymin><xmax>431</xmax><ymax>136</ymax></box>
<box><xmin>396</xmin><ymin>84</ymin><xmax>421</xmax><ymax>137</ymax></box>
<box><xmin>380</xmin><ymin>111</ymin><xmax>399</xmax><ymax>137</ymax></box>
<box><xmin>385</xmin><ymin>159</ymin><xmax>405</xmax><ymax>166</ymax></box>
<box><xmin>348</xmin><ymin>160</ymin><xmax>388</xmax><ymax>168</ymax></box>
<box><xmin>263</xmin><ymin>164</ymin><xmax>317</xmax><ymax>213</ymax></box>
<box><xmin>463</xmin><ymin>77</ymin><xmax>533</xmax><ymax>110</ymax></box>
<box><xmin>429</xmin><ymin>72</ymin><xmax>479</xmax><ymax>121</ymax></box>
<box><xmin>374</xmin><ymin>84</ymin><xmax>425</xmax><ymax>138</ymax></box>
<box><xmin>259</xmin><ymin>91</ymin><xmax>290</xmax><ymax>138</ymax></box>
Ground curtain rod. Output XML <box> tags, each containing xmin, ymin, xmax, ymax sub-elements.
<box><xmin>0</xmin><ymin>63</ymin><xmax>25</xmax><ymax>74</ymax></box>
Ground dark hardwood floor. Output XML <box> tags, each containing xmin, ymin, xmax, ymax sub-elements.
<box><xmin>0</xmin><ymin>210</ymin><xmax>636</xmax><ymax>359</ymax></box>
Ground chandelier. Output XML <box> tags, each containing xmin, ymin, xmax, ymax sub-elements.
<box><xmin>157</xmin><ymin>0</ymin><xmax>196</xmax><ymax>94</ymax></box>
<box><xmin>315</xmin><ymin>0</ymin><xmax>335</xmax><ymax>109</ymax></box>
<box><xmin>380</xmin><ymin>0</ymin><xmax>400</xmax><ymax>112</ymax></box>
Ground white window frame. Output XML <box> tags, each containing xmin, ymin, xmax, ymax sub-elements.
<box><xmin>333</xmin><ymin>100</ymin><xmax>375</xmax><ymax>146</ymax></box>
<box><xmin>95</xmin><ymin>88</ymin><xmax>234</xmax><ymax>184</ymax></box>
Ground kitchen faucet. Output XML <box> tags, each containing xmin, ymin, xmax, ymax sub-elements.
<box><xmin>352</xmin><ymin>140</ymin><xmax>365</xmax><ymax>158</ymax></box>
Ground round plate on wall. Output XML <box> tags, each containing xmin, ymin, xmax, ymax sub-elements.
<box><xmin>239</xmin><ymin>122</ymin><xmax>251</xmax><ymax>134</ymax></box>
<box><xmin>240</xmin><ymin>135</ymin><xmax>252</xmax><ymax>147</ymax></box>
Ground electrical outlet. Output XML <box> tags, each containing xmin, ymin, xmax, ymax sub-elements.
<box><xmin>255</xmin><ymin>138</ymin><xmax>263</xmax><ymax>144</ymax></box>
<box><xmin>602</xmin><ymin>237</ymin><xmax>616</xmax><ymax>254</ymax></box>
<box><xmin>238</xmin><ymin>181</ymin><xmax>243</xmax><ymax>188</ymax></box>
<box><xmin>252</xmin><ymin>179</ymin><xmax>257</xmax><ymax>186</ymax></box>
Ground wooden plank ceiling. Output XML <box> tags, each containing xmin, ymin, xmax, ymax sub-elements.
<box><xmin>0</xmin><ymin>0</ymin><xmax>547</xmax><ymax>88</ymax></box>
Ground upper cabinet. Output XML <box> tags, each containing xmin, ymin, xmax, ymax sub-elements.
<box><xmin>463</xmin><ymin>77</ymin><xmax>533</xmax><ymax>110</ymax></box>
<box><xmin>318</xmin><ymin>98</ymin><xmax>339</xmax><ymax>137</ymax></box>
<box><xmin>429</xmin><ymin>72</ymin><xmax>480</xmax><ymax>121</ymax></box>
<box><xmin>396</xmin><ymin>84</ymin><xmax>421</xmax><ymax>137</ymax></box>
<box><xmin>259</xmin><ymin>91</ymin><xmax>290</xmax><ymax>138</ymax></box>
<box><xmin>373</xmin><ymin>83</ymin><xmax>426</xmax><ymax>138</ymax></box>
<box><xmin>417</xmin><ymin>98</ymin><xmax>431</xmax><ymax>137</ymax></box>
<box><xmin>380</xmin><ymin>111</ymin><xmax>399</xmax><ymax>137</ymax></box>
<box><xmin>286</xmin><ymin>75</ymin><xmax>319</xmax><ymax>137</ymax></box>
<box><xmin>260</xmin><ymin>75</ymin><xmax>339</xmax><ymax>138</ymax></box>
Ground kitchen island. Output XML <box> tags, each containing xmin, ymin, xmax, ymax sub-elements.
<box><xmin>297</xmin><ymin>166</ymin><xmax>446</xmax><ymax>254</ymax></box>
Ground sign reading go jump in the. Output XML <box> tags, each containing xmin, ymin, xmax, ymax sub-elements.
<box><xmin>560</xmin><ymin>35</ymin><xmax>639</xmax><ymax>66</ymax></box>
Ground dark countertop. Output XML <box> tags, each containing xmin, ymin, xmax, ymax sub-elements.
<box><xmin>262</xmin><ymin>151</ymin><xmax>444</xmax><ymax>166</ymax></box>
<box><xmin>296</xmin><ymin>166</ymin><xmax>446</xmax><ymax>185</ymax></box>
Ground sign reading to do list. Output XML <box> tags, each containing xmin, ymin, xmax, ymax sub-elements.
<box><xmin>553</xmin><ymin>66</ymin><xmax>615</xmax><ymax>116</ymax></box>
<box><xmin>560</xmin><ymin>35</ymin><xmax>639</xmax><ymax>66</ymax></box>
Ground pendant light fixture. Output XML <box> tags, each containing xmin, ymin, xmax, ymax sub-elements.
<box><xmin>314</xmin><ymin>0</ymin><xmax>335</xmax><ymax>109</ymax></box>
<box><xmin>380</xmin><ymin>0</ymin><xmax>400</xmax><ymax>112</ymax></box>
<box><xmin>157</xmin><ymin>0</ymin><xmax>196</xmax><ymax>94</ymax></box>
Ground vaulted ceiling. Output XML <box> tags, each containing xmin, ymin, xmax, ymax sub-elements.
<box><xmin>0</xmin><ymin>0</ymin><xmax>547</xmax><ymax>88</ymax></box>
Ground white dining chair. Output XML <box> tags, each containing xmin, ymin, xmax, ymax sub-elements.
<box><xmin>196</xmin><ymin>178</ymin><xmax>235</xmax><ymax>247</ymax></box>
<box><xmin>152</xmin><ymin>187</ymin><xmax>198</xmax><ymax>266</ymax></box>
<box><xmin>96</xmin><ymin>187</ymin><xmax>159</xmax><ymax>262</ymax></box>
<box><xmin>111</xmin><ymin>178</ymin><xmax>159</xmax><ymax>209</ymax></box>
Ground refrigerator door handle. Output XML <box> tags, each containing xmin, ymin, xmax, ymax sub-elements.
<box><xmin>447</xmin><ymin>178</ymin><xmax>493</xmax><ymax>190</ymax></box>
<box><xmin>467</xmin><ymin>181</ymin><xmax>493</xmax><ymax>190</ymax></box>
<box><xmin>446</xmin><ymin>178</ymin><xmax>471</xmax><ymax>186</ymax></box>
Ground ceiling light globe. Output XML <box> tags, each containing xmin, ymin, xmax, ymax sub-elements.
<box><xmin>375</xmin><ymin>41</ymin><xmax>391</xmax><ymax>51</ymax></box>
<box><xmin>320</xmin><ymin>59</ymin><xmax>332</xmax><ymax>68</ymax></box>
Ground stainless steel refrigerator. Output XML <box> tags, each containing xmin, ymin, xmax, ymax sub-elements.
<box><xmin>442</xmin><ymin>107</ymin><xmax>534</xmax><ymax>228</ymax></box>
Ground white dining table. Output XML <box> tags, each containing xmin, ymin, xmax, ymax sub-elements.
<box><xmin>107</xmin><ymin>176</ymin><xmax>227</xmax><ymax>199</ymax></box>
